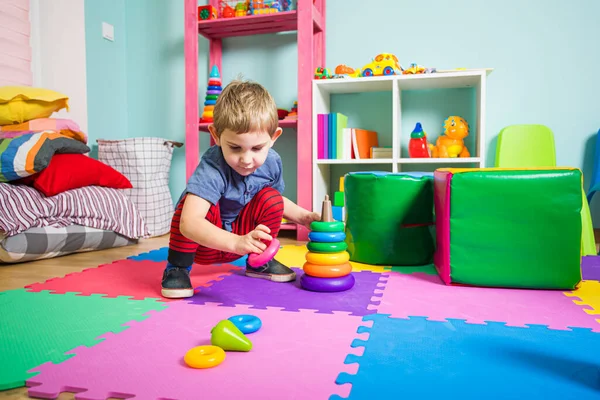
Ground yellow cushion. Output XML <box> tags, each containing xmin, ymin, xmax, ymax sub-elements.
<box><xmin>0</xmin><ymin>86</ymin><xmax>69</xmax><ymax>125</ymax></box>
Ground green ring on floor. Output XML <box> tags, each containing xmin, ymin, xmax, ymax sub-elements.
<box><xmin>307</xmin><ymin>241</ymin><xmax>348</xmax><ymax>253</ymax></box>
<box><xmin>206</xmin><ymin>94</ymin><xmax>219</xmax><ymax>100</ymax></box>
<box><xmin>310</xmin><ymin>221</ymin><xmax>344</xmax><ymax>232</ymax></box>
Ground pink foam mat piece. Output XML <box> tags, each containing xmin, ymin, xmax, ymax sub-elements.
<box><xmin>25</xmin><ymin>259</ymin><xmax>241</xmax><ymax>301</ymax></box>
<box><xmin>377</xmin><ymin>272</ymin><xmax>600</xmax><ymax>331</ymax></box>
<box><xmin>26</xmin><ymin>302</ymin><xmax>362</xmax><ymax>400</ymax></box>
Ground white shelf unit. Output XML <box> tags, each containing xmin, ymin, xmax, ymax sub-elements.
<box><xmin>311</xmin><ymin>69</ymin><xmax>491</xmax><ymax>212</ymax></box>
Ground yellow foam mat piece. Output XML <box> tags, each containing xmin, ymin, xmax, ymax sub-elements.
<box><xmin>564</xmin><ymin>280</ymin><xmax>600</xmax><ymax>319</ymax></box>
<box><xmin>275</xmin><ymin>244</ymin><xmax>388</xmax><ymax>273</ymax></box>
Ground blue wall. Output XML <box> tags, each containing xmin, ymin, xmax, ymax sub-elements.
<box><xmin>84</xmin><ymin>0</ymin><xmax>128</xmax><ymax>154</ymax></box>
<box><xmin>85</xmin><ymin>0</ymin><xmax>600</xmax><ymax>218</ymax></box>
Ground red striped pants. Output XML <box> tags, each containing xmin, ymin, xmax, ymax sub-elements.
<box><xmin>167</xmin><ymin>187</ymin><xmax>284</xmax><ymax>267</ymax></box>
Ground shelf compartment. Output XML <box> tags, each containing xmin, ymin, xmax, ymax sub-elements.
<box><xmin>316</xmin><ymin>158</ymin><xmax>393</xmax><ymax>165</ymax></box>
<box><xmin>198</xmin><ymin>5</ymin><xmax>323</xmax><ymax>40</ymax></box>
<box><xmin>314</xmin><ymin>76</ymin><xmax>394</xmax><ymax>95</ymax></box>
<box><xmin>199</xmin><ymin>119</ymin><xmax>297</xmax><ymax>132</ymax></box>
<box><xmin>398</xmin><ymin>157</ymin><xmax>481</xmax><ymax>164</ymax></box>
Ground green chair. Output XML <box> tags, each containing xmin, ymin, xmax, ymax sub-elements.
<box><xmin>495</xmin><ymin>124</ymin><xmax>596</xmax><ymax>256</ymax></box>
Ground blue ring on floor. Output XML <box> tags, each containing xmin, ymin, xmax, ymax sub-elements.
<box><xmin>227</xmin><ymin>314</ymin><xmax>262</xmax><ymax>334</ymax></box>
<box><xmin>204</xmin><ymin>100</ymin><xmax>217</xmax><ymax>105</ymax></box>
<box><xmin>207</xmin><ymin>85</ymin><xmax>222</xmax><ymax>91</ymax></box>
<box><xmin>308</xmin><ymin>231</ymin><xmax>346</xmax><ymax>243</ymax></box>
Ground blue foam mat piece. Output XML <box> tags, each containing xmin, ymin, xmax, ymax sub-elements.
<box><xmin>331</xmin><ymin>314</ymin><xmax>600</xmax><ymax>399</ymax></box>
<box><xmin>128</xmin><ymin>247</ymin><xmax>248</xmax><ymax>267</ymax></box>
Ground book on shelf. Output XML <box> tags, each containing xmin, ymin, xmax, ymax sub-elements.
<box><xmin>317</xmin><ymin>112</ymin><xmax>380</xmax><ymax>160</ymax></box>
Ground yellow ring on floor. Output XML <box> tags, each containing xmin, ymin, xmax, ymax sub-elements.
<box><xmin>303</xmin><ymin>261</ymin><xmax>352</xmax><ymax>278</ymax></box>
<box><xmin>305</xmin><ymin>251</ymin><xmax>350</xmax><ymax>265</ymax></box>
<box><xmin>184</xmin><ymin>345</ymin><xmax>225</xmax><ymax>369</ymax></box>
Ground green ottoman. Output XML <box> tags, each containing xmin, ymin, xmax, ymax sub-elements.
<box><xmin>344</xmin><ymin>172</ymin><xmax>435</xmax><ymax>265</ymax></box>
<box><xmin>434</xmin><ymin>167</ymin><xmax>582</xmax><ymax>289</ymax></box>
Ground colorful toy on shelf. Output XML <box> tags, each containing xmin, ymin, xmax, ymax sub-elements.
<box><xmin>283</xmin><ymin>100</ymin><xmax>297</xmax><ymax>120</ymax></box>
<box><xmin>402</xmin><ymin>63</ymin><xmax>427</xmax><ymax>75</ymax></box>
<box><xmin>408</xmin><ymin>122</ymin><xmax>431</xmax><ymax>158</ymax></box>
<box><xmin>235</xmin><ymin>1</ymin><xmax>249</xmax><ymax>16</ymax></box>
<box><xmin>428</xmin><ymin>116</ymin><xmax>470</xmax><ymax>158</ymax></box>
<box><xmin>314</xmin><ymin>67</ymin><xmax>332</xmax><ymax>79</ymax></box>
<box><xmin>198</xmin><ymin>5</ymin><xmax>218</xmax><ymax>20</ymax></box>
<box><xmin>200</xmin><ymin>65</ymin><xmax>222</xmax><ymax>123</ymax></box>
<box><xmin>301</xmin><ymin>195</ymin><xmax>354</xmax><ymax>292</ymax></box>
<box><xmin>334</xmin><ymin>64</ymin><xmax>361</xmax><ymax>78</ymax></box>
<box><xmin>361</xmin><ymin>53</ymin><xmax>402</xmax><ymax>77</ymax></box>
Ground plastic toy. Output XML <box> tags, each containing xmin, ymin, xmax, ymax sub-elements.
<box><xmin>428</xmin><ymin>116</ymin><xmax>470</xmax><ymax>158</ymax></box>
<box><xmin>408</xmin><ymin>122</ymin><xmax>431</xmax><ymax>158</ymax></box>
<box><xmin>308</xmin><ymin>231</ymin><xmax>345</xmax><ymax>242</ymax></box>
<box><xmin>227</xmin><ymin>314</ymin><xmax>262</xmax><ymax>334</ymax></box>
<box><xmin>344</xmin><ymin>172</ymin><xmax>435</xmax><ymax>265</ymax></box>
<box><xmin>334</xmin><ymin>64</ymin><xmax>361</xmax><ymax>78</ymax></box>
<box><xmin>184</xmin><ymin>345</ymin><xmax>226</xmax><ymax>369</ymax></box>
<box><xmin>247</xmin><ymin>238</ymin><xmax>280</xmax><ymax>267</ymax></box>
<box><xmin>360</xmin><ymin>53</ymin><xmax>402</xmax><ymax>77</ymax></box>
<box><xmin>402</xmin><ymin>63</ymin><xmax>427</xmax><ymax>75</ymax></box>
<box><xmin>434</xmin><ymin>167</ymin><xmax>582</xmax><ymax>289</ymax></box>
<box><xmin>300</xmin><ymin>273</ymin><xmax>355</xmax><ymax>292</ymax></box>
<box><xmin>314</xmin><ymin>67</ymin><xmax>332</xmax><ymax>79</ymax></box>
<box><xmin>301</xmin><ymin>195</ymin><xmax>354</xmax><ymax>292</ymax></box>
<box><xmin>198</xmin><ymin>5</ymin><xmax>218</xmax><ymax>20</ymax></box>
<box><xmin>211</xmin><ymin>320</ymin><xmax>252</xmax><ymax>352</ymax></box>
<box><xmin>200</xmin><ymin>66</ymin><xmax>222</xmax><ymax>123</ymax></box>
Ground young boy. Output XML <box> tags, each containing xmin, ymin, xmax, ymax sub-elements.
<box><xmin>161</xmin><ymin>79</ymin><xmax>320</xmax><ymax>298</ymax></box>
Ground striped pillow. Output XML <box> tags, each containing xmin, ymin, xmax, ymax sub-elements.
<box><xmin>0</xmin><ymin>131</ymin><xmax>90</xmax><ymax>182</ymax></box>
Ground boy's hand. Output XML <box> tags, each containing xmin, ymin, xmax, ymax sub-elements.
<box><xmin>299</xmin><ymin>211</ymin><xmax>321</xmax><ymax>229</ymax></box>
<box><xmin>234</xmin><ymin>224</ymin><xmax>273</xmax><ymax>255</ymax></box>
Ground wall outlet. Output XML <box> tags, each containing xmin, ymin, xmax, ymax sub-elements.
<box><xmin>102</xmin><ymin>22</ymin><xmax>114</xmax><ymax>41</ymax></box>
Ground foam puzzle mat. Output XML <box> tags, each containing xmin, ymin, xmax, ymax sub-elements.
<box><xmin>1</xmin><ymin>245</ymin><xmax>600</xmax><ymax>399</ymax></box>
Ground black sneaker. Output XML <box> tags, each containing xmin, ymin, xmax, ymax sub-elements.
<box><xmin>245</xmin><ymin>258</ymin><xmax>296</xmax><ymax>282</ymax></box>
<box><xmin>161</xmin><ymin>267</ymin><xmax>194</xmax><ymax>298</ymax></box>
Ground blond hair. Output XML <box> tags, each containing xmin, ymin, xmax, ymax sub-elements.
<box><xmin>212</xmin><ymin>80</ymin><xmax>279</xmax><ymax>138</ymax></box>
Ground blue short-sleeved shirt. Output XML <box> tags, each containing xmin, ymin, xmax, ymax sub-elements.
<box><xmin>181</xmin><ymin>145</ymin><xmax>285</xmax><ymax>232</ymax></box>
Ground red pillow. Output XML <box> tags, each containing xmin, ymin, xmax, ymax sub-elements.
<box><xmin>27</xmin><ymin>153</ymin><xmax>132</xmax><ymax>196</ymax></box>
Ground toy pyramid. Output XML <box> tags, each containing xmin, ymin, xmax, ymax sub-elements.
<box><xmin>200</xmin><ymin>65</ymin><xmax>223</xmax><ymax>123</ymax></box>
<box><xmin>301</xmin><ymin>195</ymin><xmax>355</xmax><ymax>292</ymax></box>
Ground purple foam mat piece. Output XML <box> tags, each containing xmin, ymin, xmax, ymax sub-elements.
<box><xmin>190</xmin><ymin>268</ymin><xmax>387</xmax><ymax>316</ymax></box>
<box><xmin>581</xmin><ymin>256</ymin><xmax>600</xmax><ymax>281</ymax></box>
<box><xmin>27</xmin><ymin>302</ymin><xmax>363</xmax><ymax>400</ymax></box>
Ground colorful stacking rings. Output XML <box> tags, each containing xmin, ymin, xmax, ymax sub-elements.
<box><xmin>302</xmin><ymin>262</ymin><xmax>352</xmax><ymax>278</ymax></box>
<box><xmin>227</xmin><ymin>314</ymin><xmax>262</xmax><ymax>334</ymax></box>
<box><xmin>300</xmin><ymin>273</ymin><xmax>355</xmax><ymax>292</ymax></box>
<box><xmin>310</xmin><ymin>221</ymin><xmax>345</xmax><ymax>232</ymax></box>
<box><xmin>184</xmin><ymin>345</ymin><xmax>226</xmax><ymax>369</ymax></box>
<box><xmin>307</xmin><ymin>241</ymin><xmax>348</xmax><ymax>253</ymax></box>
<box><xmin>305</xmin><ymin>251</ymin><xmax>350</xmax><ymax>265</ymax></box>
<box><xmin>308</xmin><ymin>231</ymin><xmax>346</xmax><ymax>243</ymax></box>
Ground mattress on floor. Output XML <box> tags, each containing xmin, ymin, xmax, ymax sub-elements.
<box><xmin>0</xmin><ymin>225</ymin><xmax>137</xmax><ymax>264</ymax></box>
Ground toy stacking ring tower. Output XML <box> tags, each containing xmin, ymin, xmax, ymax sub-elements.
<box><xmin>301</xmin><ymin>195</ymin><xmax>355</xmax><ymax>292</ymax></box>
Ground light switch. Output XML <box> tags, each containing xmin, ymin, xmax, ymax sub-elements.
<box><xmin>102</xmin><ymin>22</ymin><xmax>114</xmax><ymax>41</ymax></box>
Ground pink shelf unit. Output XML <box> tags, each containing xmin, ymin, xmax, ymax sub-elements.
<box><xmin>184</xmin><ymin>0</ymin><xmax>326</xmax><ymax>241</ymax></box>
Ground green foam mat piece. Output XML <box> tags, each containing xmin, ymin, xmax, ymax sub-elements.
<box><xmin>450</xmin><ymin>169</ymin><xmax>582</xmax><ymax>289</ymax></box>
<box><xmin>344</xmin><ymin>172</ymin><xmax>435</xmax><ymax>266</ymax></box>
<box><xmin>384</xmin><ymin>264</ymin><xmax>438</xmax><ymax>275</ymax></box>
<box><xmin>0</xmin><ymin>289</ymin><xmax>167</xmax><ymax>390</ymax></box>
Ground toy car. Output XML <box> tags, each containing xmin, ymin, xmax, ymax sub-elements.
<box><xmin>361</xmin><ymin>53</ymin><xmax>402</xmax><ymax>77</ymax></box>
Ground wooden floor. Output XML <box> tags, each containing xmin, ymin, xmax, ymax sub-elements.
<box><xmin>0</xmin><ymin>231</ymin><xmax>302</xmax><ymax>399</ymax></box>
